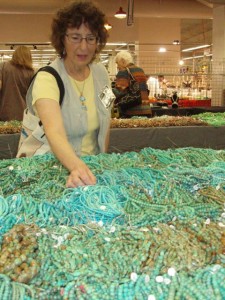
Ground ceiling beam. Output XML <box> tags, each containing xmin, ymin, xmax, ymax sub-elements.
<box><xmin>195</xmin><ymin>0</ymin><xmax>213</xmax><ymax>8</ymax></box>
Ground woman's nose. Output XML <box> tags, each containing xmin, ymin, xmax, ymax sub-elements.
<box><xmin>79</xmin><ymin>38</ymin><xmax>89</xmax><ymax>49</ymax></box>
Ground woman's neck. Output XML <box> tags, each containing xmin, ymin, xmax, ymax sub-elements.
<box><xmin>64</xmin><ymin>59</ymin><xmax>89</xmax><ymax>81</ymax></box>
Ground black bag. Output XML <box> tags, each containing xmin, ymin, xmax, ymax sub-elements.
<box><xmin>116</xmin><ymin>68</ymin><xmax>142</xmax><ymax>111</ymax></box>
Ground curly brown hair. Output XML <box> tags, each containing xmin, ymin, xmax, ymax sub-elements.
<box><xmin>51</xmin><ymin>1</ymin><xmax>109</xmax><ymax>60</ymax></box>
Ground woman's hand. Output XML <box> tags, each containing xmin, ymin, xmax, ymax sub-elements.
<box><xmin>66</xmin><ymin>159</ymin><xmax>96</xmax><ymax>188</ymax></box>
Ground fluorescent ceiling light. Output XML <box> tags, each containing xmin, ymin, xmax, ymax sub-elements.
<box><xmin>106</xmin><ymin>42</ymin><xmax>127</xmax><ymax>46</ymax></box>
<box><xmin>0</xmin><ymin>50</ymin><xmax>14</xmax><ymax>52</ymax></box>
<box><xmin>32</xmin><ymin>54</ymin><xmax>56</xmax><ymax>57</ymax></box>
<box><xmin>182</xmin><ymin>45</ymin><xmax>210</xmax><ymax>52</ymax></box>
<box><xmin>183</xmin><ymin>54</ymin><xmax>212</xmax><ymax>60</ymax></box>
<box><xmin>30</xmin><ymin>49</ymin><xmax>56</xmax><ymax>52</ymax></box>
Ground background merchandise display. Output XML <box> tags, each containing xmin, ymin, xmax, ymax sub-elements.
<box><xmin>2</xmin><ymin>112</ymin><xmax>225</xmax><ymax>159</ymax></box>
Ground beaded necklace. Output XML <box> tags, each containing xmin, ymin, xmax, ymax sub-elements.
<box><xmin>74</xmin><ymin>78</ymin><xmax>87</xmax><ymax>110</ymax></box>
<box><xmin>65</xmin><ymin>61</ymin><xmax>88</xmax><ymax>110</ymax></box>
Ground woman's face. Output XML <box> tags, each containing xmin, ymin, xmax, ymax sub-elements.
<box><xmin>116</xmin><ymin>58</ymin><xmax>126</xmax><ymax>71</ymax></box>
<box><xmin>64</xmin><ymin>23</ymin><xmax>97</xmax><ymax>68</ymax></box>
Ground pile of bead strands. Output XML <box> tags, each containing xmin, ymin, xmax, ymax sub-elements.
<box><xmin>0</xmin><ymin>147</ymin><xmax>225</xmax><ymax>299</ymax></box>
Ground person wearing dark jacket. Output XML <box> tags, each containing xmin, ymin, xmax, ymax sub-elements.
<box><xmin>113</xmin><ymin>50</ymin><xmax>149</xmax><ymax>115</ymax></box>
<box><xmin>0</xmin><ymin>46</ymin><xmax>34</xmax><ymax>121</ymax></box>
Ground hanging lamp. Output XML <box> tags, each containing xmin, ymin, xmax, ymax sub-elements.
<box><xmin>114</xmin><ymin>6</ymin><xmax>127</xmax><ymax>19</ymax></box>
<box><xmin>104</xmin><ymin>23</ymin><xmax>113</xmax><ymax>30</ymax></box>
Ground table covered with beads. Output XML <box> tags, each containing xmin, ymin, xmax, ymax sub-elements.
<box><xmin>0</xmin><ymin>147</ymin><xmax>225</xmax><ymax>300</ymax></box>
<box><xmin>2</xmin><ymin>112</ymin><xmax>225</xmax><ymax>159</ymax></box>
<box><xmin>109</xmin><ymin>113</ymin><xmax>225</xmax><ymax>153</ymax></box>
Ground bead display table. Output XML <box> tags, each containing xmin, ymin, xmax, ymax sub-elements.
<box><xmin>0</xmin><ymin>133</ymin><xmax>20</xmax><ymax>159</ymax></box>
<box><xmin>0</xmin><ymin>148</ymin><xmax>225</xmax><ymax>299</ymax></box>
<box><xmin>109</xmin><ymin>125</ymin><xmax>225</xmax><ymax>153</ymax></box>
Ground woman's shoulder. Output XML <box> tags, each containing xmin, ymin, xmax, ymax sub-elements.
<box><xmin>90</xmin><ymin>62</ymin><xmax>110</xmax><ymax>86</ymax></box>
<box><xmin>116</xmin><ymin>69</ymin><xmax>129</xmax><ymax>79</ymax></box>
<box><xmin>129</xmin><ymin>65</ymin><xmax>147</xmax><ymax>79</ymax></box>
<box><xmin>90</xmin><ymin>62</ymin><xmax>108</xmax><ymax>74</ymax></box>
<box><xmin>128</xmin><ymin>65</ymin><xmax>145</xmax><ymax>73</ymax></box>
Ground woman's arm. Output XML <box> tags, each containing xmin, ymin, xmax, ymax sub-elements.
<box><xmin>35</xmin><ymin>98</ymin><xmax>96</xmax><ymax>188</ymax></box>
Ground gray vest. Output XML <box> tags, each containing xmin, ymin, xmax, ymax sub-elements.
<box><xmin>18</xmin><ymin>58</ymin><xmax>111</xmax><ymax>157</ymax></box>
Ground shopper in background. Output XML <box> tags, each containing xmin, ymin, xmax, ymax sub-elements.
<box><xmin>0</xmin><ymin>46</ymin><xmax>34</xmax><ymax>121</ymax></box>
<box><xmin>113</xmin><ymin>50</ymin><xmax>149</xmax><ymax>112</ymax></box>
<box><xmin>17</xmin><ymin>1</ymin><xmax>113</xmax><ymax>188</ymax></box>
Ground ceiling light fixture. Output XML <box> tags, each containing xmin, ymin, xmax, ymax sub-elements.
<box><xmin>179</xmin><ymin>60</ymin><xmax>184</xmax><ymax>65</ymax></box>
<box><xmin>159</xmin><ymin>47</ymin><xmax>166</xmax><ymax>53</ymax></box>
<box><xmin>173</xmin><ymin>40</ymin><xmax>180</xmax><ymax>45</ymax></box>
<box><xmin>114</xmin><ymin>7</ymin><xmax>127</xmax><ymax>19</ymax></box>
<box><xmin>106</xmin><ymin>42</ymin><xmax>127</xmax><ymax>46</ymax></box>
<box><xmin>183</xmin><ymin>53</ymin><xmax>212</xmax><ymax>60</ymax></box>
<box><xmin>182</xmin><ymin>45</ymin><xmax>210</xmax><ymax>52</ymax></box>
<box><xmin>104</xmin><ymin>23</ymin><xmax>113</xmax><ymax>30</ymax></box>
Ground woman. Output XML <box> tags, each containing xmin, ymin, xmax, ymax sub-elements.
<box><xmin>113</xmin><ymin>50</ymin><xmax>149</xmax><ymax>115</ymax></box>
<box><xmin>0</xmin><ymin>46</ymin><xmax>34</xmax><ymax>121</ymax></box>
<box><xmin>17</xmin><ymin>1</ymin><xmax>113</xmax><ymax>188</ymax></box>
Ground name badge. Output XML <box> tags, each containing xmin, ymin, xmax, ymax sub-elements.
<box><xmin>98</xmin><ymin>85</ymin><xmax>116</xmax><ymax>109</ymax></box>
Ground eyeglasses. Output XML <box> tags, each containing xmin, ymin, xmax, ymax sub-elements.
<box><xmin>65</xmin><ymin>33</ymin><xmax>97</xmax><ymax>45</ymax></box>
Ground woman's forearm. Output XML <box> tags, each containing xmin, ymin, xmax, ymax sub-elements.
<box><xmin>45</xmin><ymin>129</ymin><xmax>80</xmax><ymax>172</ymax></box>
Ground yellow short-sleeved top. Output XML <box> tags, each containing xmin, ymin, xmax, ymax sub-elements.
<box><xmin>32</xmin><ymin>71</ymin><xmax>99</xmax><ymax>156</ymax></box>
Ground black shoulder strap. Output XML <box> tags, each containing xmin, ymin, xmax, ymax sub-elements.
<box><xmin>30</xmin><ymin>65</ymin><xmax>65</xmax><ymax>128</ymax></box>
<box><xmin>31</xmin><ymin>65</ymin><xmax>65</xmax><ymax>106</ymax></box>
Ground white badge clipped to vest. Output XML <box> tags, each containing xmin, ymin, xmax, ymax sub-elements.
<box><xmin>98</xmin><ymin>85</ymin><xmax>116</xmax><ymax>109</ymax></box>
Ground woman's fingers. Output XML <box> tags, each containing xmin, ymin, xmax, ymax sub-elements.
<box><xmin>66</xmin><ymin>166</ymin><xmax>96</xmax><ymax>188</ymax></box>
